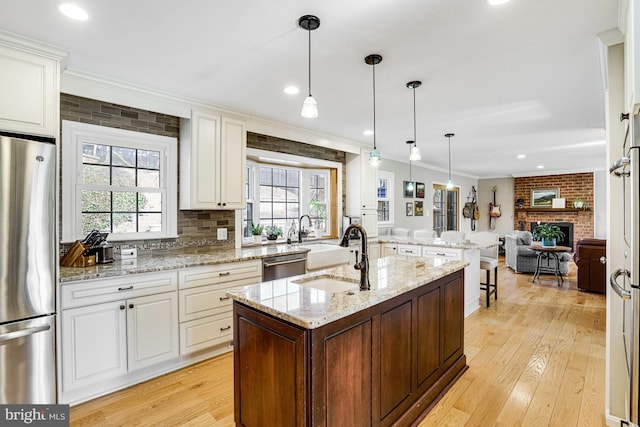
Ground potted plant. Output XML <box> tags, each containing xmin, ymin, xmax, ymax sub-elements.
<box><xmin>264</xmin><ymin>225</ymin><xmax>283</xmax><ymax>241</ymax></box>
<box><xmin>533</xmin><ymin>223</ymin><xmax>565</xmax><ymax>248</ymax></box>
<box><xmin>250</xmin><ymin>223</ymin><xmax>264</xmax><ymax>244</ymax></box>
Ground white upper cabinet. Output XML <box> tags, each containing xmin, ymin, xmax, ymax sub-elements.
<box><xmin>346</xmin><ymin>148</ymin><xmax>378</xmax><ymax>237</ymax></box>
<box><xmin>0</xmin><ymin>32</ymin><xmax>66</xmax><ymax>137</ymax></box>
<box><xmin>180</xmin><ymin>110</ymin><xmax>246</xmax><ymax>210</ymax></box>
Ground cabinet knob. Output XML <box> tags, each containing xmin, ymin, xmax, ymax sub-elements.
<box><xmin>120</xmin><ymin>305</ymin><xmax>125</xmax><ymax>310</ymax></box>
<box><xmin>217</xmin><ymin>202</ymin><xmax>221</xmax><ymax>206</ymax></box>
<box><xmin>222</xmin><ymin>202</ymin><xmax>226</xmax><ymax>206</ymax></box>
<box><xmin>129</xmin><ymin>304</ymin><xmax>134</xmax><ymax>309</ymax></box>
<box><xmin>600</xmin><ymin>256</ymin><xmax>607</xmax><ymax>265</ymax></box>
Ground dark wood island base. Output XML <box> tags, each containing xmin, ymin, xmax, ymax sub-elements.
<box><xmin>232</xmin><ymin>269</ymin><xmax>466</xmax><ymax>427</ymax></box>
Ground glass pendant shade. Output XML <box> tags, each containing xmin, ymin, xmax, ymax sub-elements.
<box><xmin>446</xmin><ymin>179</ymin><xmax>454</xmax><ymax>190</ymax></box>
<box><xmin>301</xmin><ymin>95</ymin><xmax>318</xmax><ymax>118</ymax></box>
<box><xmin>410</xmin><ymin>145</ymin><xmax>421</xmax><ymax>161</ymax></box>
<box><xmin>368</xmin><ymin>148</ymin><xmax>381</xmax><ymax>167</ymax></box>
<box><xmin>407</xmin><ymin>181</ymin><xmax>414</xmax><ymax>192</ymax></box>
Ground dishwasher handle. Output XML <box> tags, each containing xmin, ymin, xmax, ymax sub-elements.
<box><xmin>610</xmin><ymin>269</ymin><xmax>632</xmax><ymax>300</ymax></box>
<box><xmin>263</xmin><ymin>258</ymin><xmax>305</xmax><ymax>268</ymax></box>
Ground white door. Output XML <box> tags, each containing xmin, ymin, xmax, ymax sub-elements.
<box><xmin>61</xmin><ymin>301</ymin><xmax>127</xmax><ymax>393</ymax></box>
<box><xmin>127</xmin><ymin>292</ymin><xmax>179</xmax><ymax>371</ymax></box>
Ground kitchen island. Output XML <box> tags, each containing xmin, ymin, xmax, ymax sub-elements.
<box><xmin>227</xmin><ymin>255</ymin><xmax>467</xmax><ymax>427</ymax></box>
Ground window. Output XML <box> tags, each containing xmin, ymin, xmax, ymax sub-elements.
<box><xmin>62</xmin><ymin>120</ymin><xmax>177</xmax><ymax>242</ymax></box>
<box><xmin>433</xmin><ymin>184</ymin><xmax>459</xmax><ymax>236</ymax></box>
<box><xmin>242</xmin><ymin>148</ymin><xmax>341</xmax><ymax>243</ymax></box>
<box><xmin>377</xmin><ymin>170</ymin><xmax>394</xmax><ymax>225</ymax></box>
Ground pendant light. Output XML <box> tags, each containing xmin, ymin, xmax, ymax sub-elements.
<box><xmin>299</xmin><ymin>15</ymin><xmax>320</xmax><ymax>118</ymax></box>
<box><xmin>407</xmin><ymin>81</ymin><xmax>422</xmax><ymax>161</ymax></box>
<box><xmin>365</xmin><ymin>54</ymin><xmax>382</xmax><ymax>167</ymax></box>
<box><xmin>406</xmin><ymin>140</ymin><xmax>415</xmax><ymax>192</ymax></box>
<box><xmin>445</xmin><ymin>133</ymin><xmax>455</xmax><ymax>189</ymax></box>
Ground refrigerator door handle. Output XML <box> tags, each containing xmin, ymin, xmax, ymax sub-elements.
<box><xmin>610</xmin><ymin>269</ymin><xmax>632</xmax><ymax>300</ymax></box>
<box><xmin>0</xmin><ymin>324</ymin><xmax>50</xmax><ymax>343</ymax></box>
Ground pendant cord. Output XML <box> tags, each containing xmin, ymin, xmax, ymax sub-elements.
<box><xmin>412</xmin><ymin>87</ymin><xmax>417</xmax><ymax>144</ymax></box>
<box><xmin>307</xmin><ymin>28</ymin><xmax>312</xmax><ymax>97</ymax></box>
<box><xmin>372</xmin><ymin>61</ymin><xmax>377</xmax><ymax>150</ymax></box>
<box><xmin>448</xmin><ymin>136</ymin><xmax>452</xmax><ymax>180</ymax></box>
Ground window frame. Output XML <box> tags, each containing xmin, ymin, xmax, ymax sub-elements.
<box><xmin>242</xmin><ymin>148</ymin><xmax>342</xmax><ymax>245</ymax></box>
<box><xmin>432</xmin><ymin>183</ymin><xmax>459</xmax><ymax>236</ymax></box>
<box><xmin>61</xmin><ymin>120</ymin><xmax>178</xmax><ymax>242</ymax></box>
<box><xmin>376</xmin><ymin>170</ymin><xmax>395</xmax><ymax>226</ymax></box>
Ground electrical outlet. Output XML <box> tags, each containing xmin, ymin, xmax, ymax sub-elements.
<box><xmin>217</xmin><ymin>228</ymin><xmax>228</xmax><ymax>240</ymax></box>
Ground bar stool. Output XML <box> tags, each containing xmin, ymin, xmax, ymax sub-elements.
<box><xmin>470</xmin><ymin>232</ymin><xmax>499</xmax><ymax>307</ymax></box>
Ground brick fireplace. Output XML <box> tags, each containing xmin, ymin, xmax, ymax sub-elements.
<box><xmin>514</xmin><ymin>173</ymin><xmax>594</xmax><ymax>252</ymax></box>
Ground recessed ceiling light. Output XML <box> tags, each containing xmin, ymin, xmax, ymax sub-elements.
<box><xmin>517</xmin><ymin>154</ymin><xmax>526</xmax><ymax>159</ymax></box>
<box><xmin>537</xmin><ymin>165</ymin><xmax>544</xmax><ymax>169</ymax></box>
<box><xmin>363</xmin><ymin>130</ymin><xmax>374</xmax><ymax>136</ymax></box>
<box><xmin>284</xmin><ymin>86</ymin><xmax>300</xmax><ymax>95</ymax></box>
<box><xmin>57</xmin><ymin>3</ymin><xmax>88</xmax><ymax>21</ymax></box>
<box><xmin>488</xmin><ymin>0</ymin><xmax>511</xmax><ymax>5</ymax></box>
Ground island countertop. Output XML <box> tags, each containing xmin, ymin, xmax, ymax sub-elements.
<box><xmin>226</xmin><ymin>255</ymin><xmax>467</xmax><ymax>329</ymax></box>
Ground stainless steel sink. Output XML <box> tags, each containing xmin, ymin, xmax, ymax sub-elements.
<box><xmin>292</xmin><ymin>275</ymin><xmax>358</xmax><ymax>293</ymax></box>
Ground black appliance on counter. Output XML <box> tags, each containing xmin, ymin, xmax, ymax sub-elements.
<box><xmin>343</xmin><ymin>216</ymin><xmax>360</xmax><ymax>239</ymax></box>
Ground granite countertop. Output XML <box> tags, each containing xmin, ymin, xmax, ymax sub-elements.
<box><xmin>226</xmin><ymin>255</ymin><xmax>467</xmax><ymax>329</ymax></box>
<box><xmin>59</xmin><ymin>244</ymin><xmax>311</xmax><ymax>283</ymax></box>
<box><xmin>377</xmin><ymin>236</ymin><xmax>495</xmax><ymax>249</ymax></box>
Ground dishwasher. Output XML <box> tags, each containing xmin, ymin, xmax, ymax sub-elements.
<box><xmin>262</xmin><ymin>253</ymin><xmax>307</xmax><ymax>281</ymax></box>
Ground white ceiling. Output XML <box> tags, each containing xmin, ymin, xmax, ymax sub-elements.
<box><xmin>0</xmin><ymin>0</ymin><xmax>620</xmax><ymax>178</ymax></box>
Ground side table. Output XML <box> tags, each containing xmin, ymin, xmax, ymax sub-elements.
<box><xmin>528</xmin><ymin>244</ymin><xmax>571</xmax><ymax>286</ymax></box>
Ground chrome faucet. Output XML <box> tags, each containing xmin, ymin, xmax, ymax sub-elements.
<box><xmin>339</xmin><ymin>224</ymin><xmax>370</xmax><ymax>290</ymax></box>
<box><xmin>298</xmin><ymin>214</ymin><xmax>311</xmax><ymax>243</ymax></box>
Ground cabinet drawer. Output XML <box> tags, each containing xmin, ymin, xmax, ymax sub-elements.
<box><xmin>179</xmin><ymin>313</ymin><xmax>233</xmax><ymax>355</ymax></box>
<box><xmin>422</xmin><ymin>247</ymin><xmax>463</xmax><ymax>260</ymax></box>
<box><xmin>397</xmin><ymin>245</ymin><xmax>422</xmax><ymax>257</ymax></box>
<box><xmin>178</xmin><ymin>260</ymin><xmax>261</xmax><ymax>290</ymax></box>
<box><xmin>61</xmin><ymin>271</ymin><xmax>178</xmax><ymax>309</ymax></box>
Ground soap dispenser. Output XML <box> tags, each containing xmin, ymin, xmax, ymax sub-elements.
<box><xmin>286</xmin><ymin>220</ymin><xmax>297</xmax><ymax>244</ymax></box>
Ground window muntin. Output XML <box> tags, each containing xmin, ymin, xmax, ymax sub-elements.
<box><xmin>62</xmin><ymin>120</ymin><xmax>177</xmax><ymax>242</ymax></box>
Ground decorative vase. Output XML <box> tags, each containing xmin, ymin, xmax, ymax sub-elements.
<box><xmin>541</xmin><ymin>237</ymin><xmax>556</xmax><ymax>248</ymax></box>
<box><xmin>266</xmin><ymin>234</ymin><xmax>278</xmax><ymax>241</ymax></box>
<box><xmin>253</xmin><ymin>235</ymin><xmax>262</xmax><ymax>244</ymax></box>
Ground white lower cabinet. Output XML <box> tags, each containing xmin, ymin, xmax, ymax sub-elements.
<box><xmin>397</xmin><ymin>244</ymin><xmax>422</xmax><ymax>257</ymax></box>
<box><xmin>127</xmin><ymin>292</ymin><xmax>179</xmax><ymax>371</ymax></box>
<box><xmin>178</xmin><ymin>260</ymin><xmax>262</xmax><ymax>356</ymax></box>
<box><xmin>381</xmin><ymin>243</ymin><xmax>398</xmax><ymax>257</ymax></box>
<box><xmin>60</xmin><ymin>271</ymin><xmax>179</xmax><ymax>404</ymax></box>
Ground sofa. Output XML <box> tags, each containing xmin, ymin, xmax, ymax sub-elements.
<box><xmin>505</xmin><ymin>231</ymin><xmax>571</xmax><ymax>274</ymax></box>
<box><xmin>573</xmin><ymin>238</ymin><xmax>606</xmax><ymax>293</ymax></box>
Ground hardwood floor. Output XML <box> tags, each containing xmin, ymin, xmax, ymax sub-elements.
<box><xmin>70</xmin><ymin>259</ymin><xmax>606</xmax><ymax>427</ymax></box>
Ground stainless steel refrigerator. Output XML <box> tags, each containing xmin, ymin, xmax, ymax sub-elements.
<box><xmin>0</xmin><ymin>131</ymin><xmax>57</xmax><ymax>404</ymax></box>
<box><xmin>610</xmin><ymin>111</ymin><xmax>640</xmax><ymax>425</ymax></box>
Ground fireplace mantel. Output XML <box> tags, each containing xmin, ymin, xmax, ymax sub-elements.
<box><xmin>515</xmin><ymin>207</ymin><xmax>591</xmax><ymax>213</ymax></box>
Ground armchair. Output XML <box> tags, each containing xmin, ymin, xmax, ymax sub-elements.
<box><xmin>505</xmin><ymin>231</ymin><xmax>571</xmax><ymax>274</ymax></box>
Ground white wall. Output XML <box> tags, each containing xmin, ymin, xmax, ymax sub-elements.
<box><xmin>594</xmin><ymin>169</ymin><xmax>607</xmax><ymax>239</ymax></box>
<box><xmin>376</xmin><ymin>159</ymin><xmax>478</xmax><ymax>236</ymax></box>
<box><xmin>477</xmin><ymin>177</ymin><xmax>515</xmax><ymax>236</ymax></box>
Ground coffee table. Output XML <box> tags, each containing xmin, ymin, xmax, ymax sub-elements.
<box><xmin>528</xmin><ymin>244</ymin><xmax>572</xmax><ymax>286</ymax></box>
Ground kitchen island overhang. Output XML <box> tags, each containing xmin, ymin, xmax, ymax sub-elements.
<box><xmin>227</xmin><ymin>255</ymin><xmax>468</xmax><ymax>426</ymax></box>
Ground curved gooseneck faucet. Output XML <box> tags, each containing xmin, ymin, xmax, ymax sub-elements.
<box><xmin>298</xmin><ymin>214</ymin><xmax>312</xmax><ymax>243</ymax></box>
<box><xmin>339</xmin><ymin>224</ymin><xmax>370</xmax><ymax>290</ymax></box>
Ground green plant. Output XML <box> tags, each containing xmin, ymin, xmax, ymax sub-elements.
<box><xmin>250</xmin><ymin>223</ymin><xmax>264</xmax><ymax>236</ymax></box>
<box><xmin>264</xmin><ymin>225</ymin><xmax>283</xmax><ymax>238</ymax></box>
<box><xmin>533</xmin><ymin>223</ymin><xmax>565</xmax><ymax>241</ymax></box>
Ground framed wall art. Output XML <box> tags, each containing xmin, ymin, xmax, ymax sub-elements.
<box><xmin>415</xmin><ymin>182</ymin><xmax>425</xmax><ymax>198</ymax></box>
<box><xmin>403</xmin><ymin>181</ymin><xmax>414</xmax><ymax>198</ymax></box>
<box><xmin>406</xmin><ymin>202</ymin><xmax>413</xmax><ymax>216</ymax></box>
<box><xmin>530</xmin><ymin>188</ymin><xmax>560</xmax><ymax>208</ymax></box>
<box><xmin>414</xmin><ymin>201</ymin><xmax>423</xmax><ymax>216</ymax></box>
